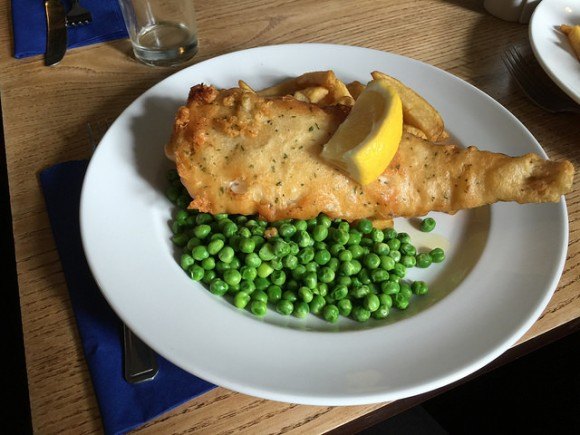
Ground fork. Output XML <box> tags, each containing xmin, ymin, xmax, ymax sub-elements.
<box><xmin>502</xmin><ymin>44</ymin><xmax>580</xmax><ymax>114</ymax></box>
<box><xmin>66</xmin><ymin>0</ymin><xmax>92</xmax><ymax>26</ymax></box>
<box><xmin>87</xmin><ymin>120</ymin><xmax>159</xmax><ymax>384</ymax></box>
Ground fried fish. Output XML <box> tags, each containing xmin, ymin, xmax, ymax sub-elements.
<box><xmin>166</xmin><ymin>84</ymin><xmax>574</xmax><ymax>221</ymax></box>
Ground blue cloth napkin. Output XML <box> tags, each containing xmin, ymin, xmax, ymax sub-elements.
<box><xmin>12</xmin><ymin>0</ymin><xmax>128</xmax><ymax>58</ymax></box>
<box><xmin>39</xmin><ymin>160</ymin><xmax>216</xmax><ymax>435</ymax></box>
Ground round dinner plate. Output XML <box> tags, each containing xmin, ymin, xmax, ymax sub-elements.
<box><xmin>80</xmin><ymin>44</ymin><xmax>568</xmax><ymax>405</ymax></box>
<box><xmin>529</xmin><ymin>0</ymin><xmax>580</xmax><ymax>104</ymax></box>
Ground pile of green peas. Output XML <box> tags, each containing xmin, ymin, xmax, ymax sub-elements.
<box><xmin>166</xmin><ymin>170</ymin><xmax>445</xmax><ymax>323</ymax></box>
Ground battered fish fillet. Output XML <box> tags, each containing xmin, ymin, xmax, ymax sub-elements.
<box><xmin>166</xmin><ymin>85</ymin><xmax>574</xmax><ymax>221</ymax></box>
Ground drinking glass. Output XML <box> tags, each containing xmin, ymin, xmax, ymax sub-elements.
<box><xmin>118</xmin><ymin>0</ymin><xmax>199</xmax><ymax>67</ymax></box>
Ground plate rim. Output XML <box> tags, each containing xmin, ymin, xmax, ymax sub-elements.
<box><xmin>80</xmin><ymin>43</ymin><xmax>569</xmax><ymax>405</ymax></box>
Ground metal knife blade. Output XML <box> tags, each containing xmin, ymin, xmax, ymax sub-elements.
<box><xmin>45</xmin><ymin>0</ymin><xmax>67</xmax><ymax>66</ymax></box>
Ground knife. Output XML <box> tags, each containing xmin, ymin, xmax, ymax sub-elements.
<box><xmin>45</xmin><ymin>0</ymin><xmax>67</xmax><ymax>66</ymax></box>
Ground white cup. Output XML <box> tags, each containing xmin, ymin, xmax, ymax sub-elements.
<box><xmin>483</xmin><ymin>0</ymin><xmax>542</xmax><ymax>23</ymax></box>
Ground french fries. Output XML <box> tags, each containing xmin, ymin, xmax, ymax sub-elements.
<box><xmin>371</xmin><ymin>71</ymin><xmax>446</xmax><ymax>142</ymax></box>
<box><xmin>243</xmin><ymin>69</ymin><xmax>448</xmax><ymax>142</ymax></box>
<box><xmin>560</xmin><ymin>24</ymin><xmax>580</xmax><ymax>61</ymax></box>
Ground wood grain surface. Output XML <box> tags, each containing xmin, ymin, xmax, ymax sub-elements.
<box><xmin>1</xmin><ymin>0</ymin><xmax>579</xmax><ymax>433</ymax></box>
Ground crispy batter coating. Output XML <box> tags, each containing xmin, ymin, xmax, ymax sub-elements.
<box><xmin>166</xmin><ymin>85</ymin><xmax>574</xmax><ymax>221</ymax></box>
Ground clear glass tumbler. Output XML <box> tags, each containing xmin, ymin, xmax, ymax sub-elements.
<box><xmin>118</xmin><ymin>0</ymin><xmax>199</xmax><ymax>67</ymax></box>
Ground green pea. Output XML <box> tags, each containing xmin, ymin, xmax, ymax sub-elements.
<box><xmin>352</xmin><ymin>306</ymin><xmax>371</xmax><ymax>322</ymax></box>
<box><xmin>223</xmin><ymin>269</ymin><xmax>242</xmax><ymax>286</ymax></box>
<box><xmin>250</xmin><ymin>300</ymin><xmax>267</xmax><ymax>316</ymax></box>
<box><xmin>234</xmin><ymin>291</ymin><xmax>251</xmax><ymax>308</ymax></box>
<box><xmin>370</xmin><ymin>228</ymin><xmax>384</xmax><ymax>243</ymax></box>
<box><xmin>400</xmin><ymin>282</ymin><xmax>413</xmax><ymax>299</ymax></box>
<box><xmin>337</xmin><ymin>276</ymin><xmax>352</xmax><ymax>287</ymax></box>
<box><xmin>294</xmin><ymin>230</ymin><xmax>312</xmax><ymax>247</ymax></box>
<box><xmin>322</xmin><ymin>304</ymin><xmax>339</xmax><ymax>323</ymax></box>
<box><xmin>400</xmin><ymin>243</ymin><xmax>417</xmax><ymax>256</ymax></box>
<box><xmin>209</xmin><ymin>278</ymin><xmax>229</xmax><ymax>296</ymax></box>
<box><xmin>381</xmin><ymin>281</ymin><xmax>400</xmax><ymax>295</ymax></box>
<box><xmin>235</xmin><ymin>216</ymin><xmax>248</xmax><ymax>225</ymax></box>
<box><xmin>192</xmin><ymin>245</ymin><xmax>209</xmax><ymax>261</ymax></box>
<box><xmin>180</xmin><ymin>254</ymin><xmax>195</xmax><ymax>270</ymax></box>
<box><xmin>229</xmin><ymin>256</ymin><xmax>241</xmax><ymax>269</ymax></box>
<box><xmin>348</xmin><ymin>244</ymin><xmax>366</xmax><ymax>259</ymax></box>
<box><xmin>175</xmin><ymin>209</ymin><xmax>189</xmax><ymax>223</ymax></box>
<box><xmin>298</xmin><ymin>286</ymin><xmax>314</xmax><ymax>303</ymax></box>
<box><xmin>401</xmin><ymin>255</ymin><xmax>416</xmax><ymax>268</ymax></box>
<box><xmin>251</xmin><ymin>226</ymin><xmax>265</xmax><ymax>237</ymax></box>
<box><xmin>389</xmin><ymin>274</ymin><xmax>401</xmax><ymax>284</ymax></box>
<box><xmin>363</xmin><ymin>294</ymin><xmax>380</xmax><ymax>312</ymax></box>
<box><xmin>318</xmin><ymin>267</ymin><xmax>335</xmax><ymax>283</ymax></box>
<box><xmin>270</xmin><ymin>270</ymin><xmax>286</xmax><ymax>286</ymax></box>
<box><xmin>327</xmin><ymin>258</ymin><xmax>339</xmax><ymax>272</ymax></box>
<box><xmin>372</xmin><ymin>305</ymin><xmax>390</xmax><ymax>319</ymax></box>
<box><xmin>315</xmin><ymin>283</ymin><xmax>329</xmax><ymax>297</ymax></box>
<box><xmin>305</xmin><ymin>261</ymin><xmax>318</xmax><ymax>273</ymax></box>
<box><xmin>269</xmin><ymin>258</ymin><xmax>283</xmax><ymax>271</ymax></box>
<box><xmin>295</xmin><ymin>220</ymin><xmax>307</xmax><ymax>231</ymax></box>
<box><xmin>347</xmin><ymin>230</ymin><xmax>362</xmax><ymax>246</ymax></box>
<box><xmin>412</xmin><ymin>281</ymin><xmax>429</xmax><ymax>295</ymax></box>
<box><xmin>298</xmin><ymin>247</ymin><xmax>315</xmax><ymax>264</ymax></box>
<box><xmin>273</xmin><ymin>240</ymin><xmax>291</xmax><ymax>257</ymax></box>
<box><xmin>218</xmin><ymin>246</ymin><xmax>234</xmax><ymax>263</ymax></box>
<box><xmin>201</xmin><ymin>257</ymin><xmax>216</xmax><ymax>270</ymax></box>
<box><xmin>371</xmin><ymin>269</ymin><xmax>389</xmax><ymax>283</ymax></box>
<box><xmin>338</xmin><ymin>222</ymin><xmax>350</xmax><ymax>233</ymax></box>
<box><xmin>360</xmin><ymin>238</ymin><xmax>373</xmax><ymax>248</ymax></box>
<box><xmin>356</xmin><ymin>219</ymin><xmax>373</xmax><ymax>234</ymax></box>
<box><xmin>252</xmin><ymin>290</ymin><xmax>268</xmax><ymax>304</ymax></box>
<box><xmin>176</xmin><ymin>195</ymin><xmax>190</xmax><ymax>209</ymax></box>
<box><xmin>340</xmin><ymin>261</ymin><xmax>357</xmax><ymax>276</ymax></box>
<box><xmin>245</xmin><ymin>252</ymin><xmax>262</xmax><ymax>268</ymax></box>
<box><xmin>314</xmin><ymin>249</ymin><xmax>331</xmax><ymax>265</ymax></box>
<box><xmin>189</xmin><ymin>265</ymin><xmax>204</xmax><ymax>281</ymax></box>
<box><xmin>379</xmin><ymin>293</ymin><xmax>393</xmax><ymax>308</ymax></box>
<box><xmin>279</xmin><ymin>254</ymin><xmax>296</xmax><ymax>270</ymax></box>
<box><xmin>254</xmin><ymin>277</ymin><xmax>270</xmax><ymax>291</ymax></box>
<box><xmin>289</xmin><ymin>242</ymin><xmax>300</xmax><ymax>255</ymax></box>
<box><xmin>309</xmin><ymin>294</ymin><xmax>326</xmax><ymax>314</ymax></box>
<box><xmin>166</xmin><ymin>185</ymin><xmax>180</xmax><ymax>203</ymax></box>
<box><xmin>258</xmin><ymin>243</ymin><xmax>276</xmax><ymax>261</ymax></box>
<box><xmin>186</xmin><ymin>237</ymin><xmax>202</xmax><ymax>251</ymax></box>
<box><xmin>196</xmin><ymin>213</ymin><xmax>213</xmax><ymax>225</ymax></box>
<box><xmin>276</xmin><ymin>299</ymin><xmax>294</xmax><ymax>315</ymax></box>
<box><xmin>429</xmin><ymin>247</ymin><xmax>445</xmax><ymax>263</ymax></box>
<box><xmin>267</xmin><ymin>285</ymin><xmax>282</xmax><ymax>302</ymax></box>
<box><xmin>239</xmin><ymin>280</ymin><xmax>256</xmax><ymax>294</ymax></box>
<box><xmin>364</xmin><ymin>253</ymin><xmax>381</xmax><ymax>269</ymax></box>
<box><xmin>202</xmin><ymin>270</ymin><xmax>216</xmax><ymax>284</ymax></box>
<box><xmin>350</xmin><ymin>285</ymin><xmax>370</xmax><ymax>299</ymax></box>
<box><xmin>373</xmin><ymin>242</ymin><xmax>390</xmax><ymax>256</ymax></box>
<box><xmin>313</xmin><ymin>225</ymin><xmax>329</xmax><ymax>242</ymax></box>
<box><xmin>285</xmin><ymin>279</ymin><xmax>299</xmax><ymax>292</ymax></box>
<box><xmin>293</xmin><ymin>301</ymin><xmax>310</xmax><ymax>318</ymax></box>
<box><xmin>207</xmin><ymin>239</ymin><xmax>225</xmax><ymax>255</ymax></box>
<box><xmin>282</xmin><ymin>290</ymin><xmax>298</xmax><ymax>302</ymax></box>
<box><xmin>238</xmin><ymin>227</ymin><xmax>252</xmax><ymax>239</ymax></box>
<box><xmin>191</xmin><ymin>224</ymin><xmax>210</xmax><ymax>239</ymax></box>
<box><xmin>421</xmin><ymin>217</ymin><xmax>436</xmax><ymax>232</ymax></box>
<box><xmin>257</xmin><ymin>263</ymin><xmax>274</xmax><ymax>278</ymax></box>
<box><xmin>240</xmin><ymin>266</ymin><xmax>257</xmax><ymax>281</ymax></box>
<box><xmin>279</xmin><ymin>223</ymin><xmax>297</xmax><ymax>239</ymax></box>
<box><xmin>383</xmin><ymin>227</ymin><xmax>397</xmax><ymax>240</ymax></box>
<box><xmin>357</xmin><ymin>269</ymin><xmax>372</xmax><ymax>284</ymax></box>
<box><xmin>416</xmin><ymin>253</ymin><xmax>433</xmax><ymax>268</ymax></box>
<box><xmin>303</xmin><ymin>272</ymin><xmax>317</xmax><ymax>289</ymax></box>
<box><xmin>387</xmin><ymin>238</ymin><xmax>401</xmax><ymax>251</ymax></box>
<box><xmin>251</xmin><ymin>235</ymin><xmax>265</xmax><ymax>248</ymax></box>
<box><xmin>222</xmin><ymin>222</ymin><xmax>238</xmax><ymax>238</ymax></box>
<box><xmin>338</xmin><ymin>250</ymin><xmax>353</xmax><ymax>262</ymax></box>
<box><xmin>337</xmin><ymin>299</ymin><xmax>352</xmax><ymax>317</ymax></box>
<box><xmin>330</xmin><ymin>285</ymin><xmax>348</xmax><ymax>300</ymax></box>
<box><xmin>332</xmin><ymin>229</ymin><xmax>349</xmax><ymax>245</ymax></box>
<box><xmin>388</xmin><ymin>250</ymin><xmax>401</xmax><ymax>263</ymax></box>
<box><xmin>314</xmin><ymin>241</ymin><xmax>327</xmax><ymax>251</ymax></box>
<box><xmin>393</xmin><ymin>263</ymin><xmax>407</xmax><ymax>278</ymax></box>
<box><xmin>291</xmin><ymin>264</ymin><xmax>306</xmax><ymax>280</ymax></box>
<box><xmin>214</xmin><ymin>213</ymin><xmax>228</xmax><ymax>221</ymax></box>
<box><xmin>329</xmin><ymin>243</ymin><xmax>345</xmax><ymax>256</ymax></box>
<box><xmin>394</xmin><ymin>293</ymin><xmax>409</xmax><ymax>310</ymax></box>
<box><xmin>317</xmin><ymin>214</ymin><xmax>332</xmax><ymax>228</ymax></box>
<box><xmin>238</xmin><ymin>238</ymin><xmax>256</xmax><ymax>254</ymax></box>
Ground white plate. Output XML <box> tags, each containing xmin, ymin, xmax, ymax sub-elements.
<box><xmin>80</xmin><ymin>44</ymin><xmax>568</xmax><ymax>405</ymax></box>
<box><xmin>529</xmin><ymin>0</ymin><xmax>580</xmax><ymax>104</ymax></box>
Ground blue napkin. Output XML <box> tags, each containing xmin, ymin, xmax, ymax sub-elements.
<box><xmin>39</xmin><ymin>160</ymin><xmax>216</xmax><ymax>435</ymax></box>
<box><xmin>12</xmin><ymin>0</ymin><xmax>128</xmax><ymax>58</ymax></box>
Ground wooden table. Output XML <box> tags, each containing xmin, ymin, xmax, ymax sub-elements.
<box><xmin>1</xmin><ymin>0</ymin><xmax>579</xmax><ymax>433</ymax></box>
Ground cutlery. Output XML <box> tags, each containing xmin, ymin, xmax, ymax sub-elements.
<box><xmin>44</xmin><ymin>0</ymin><xmax>67</xmax><ymax>66</ymax></box>
<box><xmin>502</xmin><ymin>45</ymin><xmax>580</xmax><ymax>114</ymax></box>
<box><xmin>87</xmin><ymin>120</ymin><xmax>159</xmax><ymax>384</ymax></box>
<box><xmin>66</xmin><ymin>0</ymin><xmax>93</xmax><ymax>27</ymax></box>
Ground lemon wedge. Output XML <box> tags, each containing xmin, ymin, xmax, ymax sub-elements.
<box><xmin>320</xmin><ymin>79</ymin><xmax>403</xmax><ymax>185</ymax></box>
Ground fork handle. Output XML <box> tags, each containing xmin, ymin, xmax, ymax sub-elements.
<box><xmin>123</xmin><ymin>324</ymin><xmax>159</xmax><ymax>383</ymax></box>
